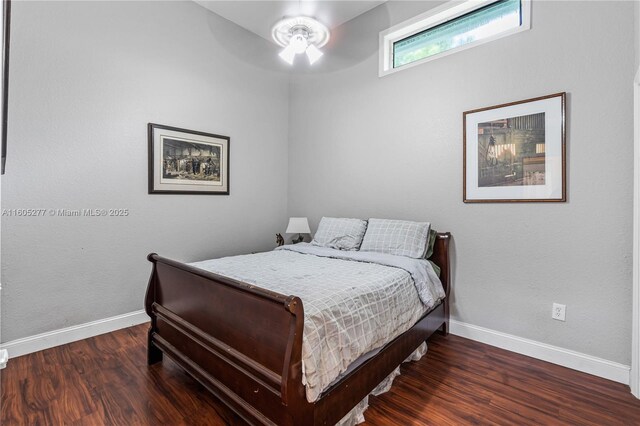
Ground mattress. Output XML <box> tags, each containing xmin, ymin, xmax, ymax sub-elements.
<box><xmin>190</xmin><ymin>243</ymin><xmax>444</xmax><ymax>402</ymax></box>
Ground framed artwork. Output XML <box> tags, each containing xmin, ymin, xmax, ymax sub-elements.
<box><xmin>463</xmin><ymin>92</ymin><xmax>566</xmax><ymax>203</ymax></box>
<box><xmin>148</xmin><ymin>123</ymin><xmax>230</xmax><ymax>195</ymax></box>
<box><xmin>1</xmin><ymin>0</ymin><xmax>11</xmax><ymax>175</ymax></box>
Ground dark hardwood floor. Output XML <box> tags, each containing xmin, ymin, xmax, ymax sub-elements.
<box><xmin>2</xmin><ymin>323</ymin><xmax>640</xmax><ymax>425</ymax></box>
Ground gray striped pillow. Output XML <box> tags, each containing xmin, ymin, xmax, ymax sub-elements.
<box><xmin>359</xmin><ymin>218</ymin><xmax>431</xmax><ymax>258</ymax></box>
<box><xmin>311</xmin><ymin>217</ymin><xmax>368</xmax><ymax>251</ymax></box>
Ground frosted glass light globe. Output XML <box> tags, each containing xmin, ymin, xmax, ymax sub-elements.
<box><xmin>290</xmin><ymin>34</ymin><xmax>308</xmax><ymax>54</ymax></box>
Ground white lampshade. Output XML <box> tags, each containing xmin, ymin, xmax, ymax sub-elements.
<box><xmin>290</xmin><ymin>33</ymin><xmax>308</xmax><ymax>54</ymax></box>
<box><xmin>286</xmin><ymin>217</ymin><xmax>311</xmax><ymax>234</ymax></box>
<box><xmin>305</xmin><ymin>44</ymin><xmax>323</xmax><ymax>65</ymax></box>
<box><xmin>279</xmin><ymin>43</ymin><xmax>296</xmax><ymax>65</ymax></box>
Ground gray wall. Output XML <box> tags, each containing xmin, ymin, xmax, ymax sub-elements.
<box><xmin>1</xmin><ymin>1</ymin><xmax>289</xmax><ymax>342</ymax></box>
<box><xmin>636</xmin><ymin>0</ymin><xmax>639</xmax><ymax>71</ymax></box>
<box><xmin>288</xmin><ymin>1</ymin><xmax>636</xmax><ymax>364</ymax></box>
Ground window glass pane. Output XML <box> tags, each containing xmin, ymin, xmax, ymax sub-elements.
<box><xmin>393</xmin><ymin>0</ymin><xmax>522</xmax><ymax>68</ymax></box>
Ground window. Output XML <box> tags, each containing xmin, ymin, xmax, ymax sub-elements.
<box><xmin>379</xmin><ymin>0</ymin><xmax>531</xmax><ymax>77</ymax></box>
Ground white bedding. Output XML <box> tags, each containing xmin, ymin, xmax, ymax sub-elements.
<box><xmin>189</xmin><ymin>243</ymin><xmax>444</xmax><ymax>403</ymax></box>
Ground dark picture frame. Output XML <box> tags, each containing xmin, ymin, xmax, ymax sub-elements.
<box><xmin>148</xmin><ymin>123</ymin><xmax>230</xmax><ymax>195</ymax></box>
<box><xmin>463</xmin><ymin>92</ymin><xmax>566</xmax><ymax>203</ymax></box>
<box><xmin>1</xmin><ymin>0</ymin><xmax>11</xmax><ymax>175</ymax></box>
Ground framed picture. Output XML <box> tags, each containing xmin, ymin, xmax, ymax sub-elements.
<box><xmin>1</xmin><ymin>0</ymin><xmax>11</xmax><ymax>175</ymax></box>
<box><xmin>148</xmin><ymin>123</ymin><xmax>230</xmax><ymax>195</ymax></box>
<box><xmin>463</xmin><ymin>92</ymin><xmax>566</xmax><ymax>203</ymax></box>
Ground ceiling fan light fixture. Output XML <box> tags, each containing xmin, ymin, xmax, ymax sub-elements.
<box><xmin>272</xmin><ymin>16</ymin><xmax>329</xmax><ymax>66</ymax></box>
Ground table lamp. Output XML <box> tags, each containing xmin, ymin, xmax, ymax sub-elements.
<box><xmin>286</xmin><ymin>217</ymin><xmax>311</xmax><ymax>244</ymax></box>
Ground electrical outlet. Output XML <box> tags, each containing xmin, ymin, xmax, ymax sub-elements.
<box><xmin>552</xmin><ymin>303</ymin><xmax>566</xmax><ymax>321</ymax></box>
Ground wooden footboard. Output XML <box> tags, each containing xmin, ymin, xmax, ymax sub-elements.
<box><xmin>145</xmin><ymin>232</ymin><xmax>451</xmax><ymax>425</ymax></box>
<box><xmin>145</xmin><ymin>254</ymin><xmax>310</xmax><ymax>425</ymax></box>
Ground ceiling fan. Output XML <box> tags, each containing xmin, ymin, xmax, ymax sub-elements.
<box><xmin>272</xmin><ymin>16</ymin><xmax>329</xmax><ymax>65</ymax></box>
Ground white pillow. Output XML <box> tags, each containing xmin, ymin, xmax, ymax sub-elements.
<box><xmin>311</xmin><ymin>217</ymin><xmax>368</xmax><ymax>251</ymax></box>
<box><xmin>359</xmin><ymin>218</ymin><xmax>431</xmax><ymax>258</ymax></box>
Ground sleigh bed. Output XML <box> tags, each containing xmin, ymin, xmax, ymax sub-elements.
<box><xmin>145</xmin><ymin>231</ymin><xmax>451</xmax><ymax>425</ymax></box>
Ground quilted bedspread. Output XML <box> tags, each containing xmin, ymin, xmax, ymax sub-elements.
<box><xmin>189</xmin><ymin>243</ymin><xmax>444</xmax><ymax>402</ymax></box>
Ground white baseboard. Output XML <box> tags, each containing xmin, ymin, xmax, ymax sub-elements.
<box><xmin>450</xmin><ymin>320</ymin><xmax>631</xmax><ymax>385</ymax></box>
<box><xmin>1</xmin><ymin>310</ymin><xmax>149</xmax><ymax>359</ymax></box>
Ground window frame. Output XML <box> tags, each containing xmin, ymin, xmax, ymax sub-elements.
<box><xmin>378</xmin><ymin>0</ymin><xmax>532</xmax><ymax>77</ymax></box>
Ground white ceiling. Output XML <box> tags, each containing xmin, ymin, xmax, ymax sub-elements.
<box><xmin>195</xmin><ymin>1</ymin><xmax>386</xmax><ymax>43</ymax></box>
